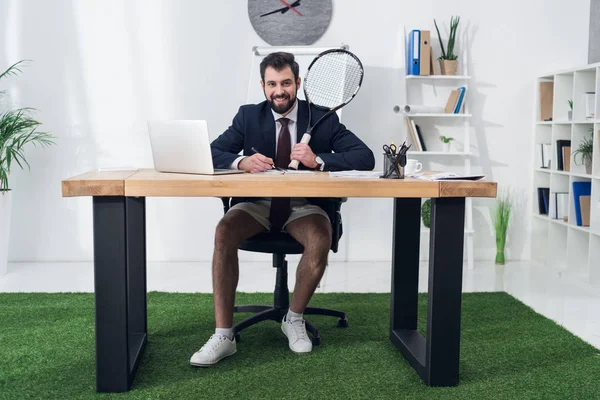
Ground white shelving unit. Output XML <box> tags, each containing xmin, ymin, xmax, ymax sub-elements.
<box><xmin>403</xmin><ymin>63</ymin><xmax>474</xmax><ymax>269</ymax></box>
<box><xmin>531</xmin><ymin>62</ymin><xmax>600</xmax><ymax>286</ymax></box>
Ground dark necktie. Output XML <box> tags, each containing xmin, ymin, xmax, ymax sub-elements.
<box><xmin>269</xmin><ymin>117</ymin><xmax>292</xmax><ymax>232</ymax></box>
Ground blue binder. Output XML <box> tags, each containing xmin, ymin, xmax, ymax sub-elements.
<box><xmin>408</xmin><ymin>30</ymin><xmax>420</xmax><ymax>75</ymax></box>
<box><xmin>572</xmin><ymin>181</ymin><xmax>591</xmax><ymax>226</ymax></box>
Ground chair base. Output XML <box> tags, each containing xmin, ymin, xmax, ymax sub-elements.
<box><xmin>231</xmin><ymin>254</ymin><xmax>348</xmax><ymax>345</ymax></box>
<box><xmin>232</xmin><ymin>305</ymin><xmax>348</xmax><ymax>345</ymax></box>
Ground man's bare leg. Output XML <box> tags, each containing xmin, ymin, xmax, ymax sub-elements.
<box><xmin>284</xmin><ymin>214</ymin><xmax>332</xmax><ymax>313</ymax></box>
<box><xmin>213</xmin><ymin>209</ymin><xmax>266</xmax><ymax>328</ymax></box>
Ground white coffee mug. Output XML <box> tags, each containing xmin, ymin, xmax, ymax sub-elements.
<box><xmin>405</xmin><ymin>159</ymin><xmax>422</xmax><ymax>175</ymax></box>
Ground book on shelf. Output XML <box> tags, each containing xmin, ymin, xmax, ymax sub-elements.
<box><xmin>404</xmin><ymin>115</ymin><xmax>422</xmax><ymax>151</ymax></box>
<box><xmin>537</xmin><ymin>187</ymin><xmax>549</xmax><ymax>215</ymax></box>
<box><xmin>548</xmin><ymin>192</ymin><xmax>569</xmax><ymax>220</ymax></box>
<box><xmin>538</xmin><ymin>143</ymin><xmax>552</xmax><ymax>169</ymax></box>
<box><xmin>539</xmin><ymin>81</ymin><xmax>553</xmax><ymax>121</ymax></box>
<box><xmin>556</xmin><ymin>140</ymin><xmax>571</xmax><ymax>171</ymax></box>
<box><xmin>563</xmin><ymin>146</ymin><xmax>571</xmax><ymax>172</ymax></box>
<box><xmin>580</xmin><ymin>195</ymin><xmax>591</xmax><ymax>226</ymax></box>
<box><xmin>414</xmin><ymin>124</ymin><xmax>427</xmax><ymax>151</ymax></box>
<box><xmin>444</xmin><ymin>87</ymin><xmax>467</xmax><ymax>113</ymax></box>
<box><xmin>572</xmin><ymin>182</ymin><xmax>591</xmax><ymax>226</ymax></box>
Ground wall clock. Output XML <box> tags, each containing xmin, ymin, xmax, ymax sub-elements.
<box><xmin>248</xmin><ymin>0</ymin><xmax>333</xmax><ymax>46</ymax></box>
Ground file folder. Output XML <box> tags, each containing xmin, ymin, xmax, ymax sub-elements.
<box><xmin>419</xmin><ymin>30</ymin><xmax>431</xmax><ymax>75</ymax></box>
<box><xmin>408</xmin><ymin>30</ymin><xmax>420</xmax><ymax>75</ymax></box>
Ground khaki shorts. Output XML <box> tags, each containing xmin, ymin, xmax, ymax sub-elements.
<box><xmin>229</xmin><ymin>198</ymin><xmax>330</xmax><ymax>231</ymax></box>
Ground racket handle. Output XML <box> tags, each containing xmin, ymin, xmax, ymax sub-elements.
<box><xmin>288</xmin><ymin>133</ymin><xmax>312</xmax><ymax>170</ymax></box>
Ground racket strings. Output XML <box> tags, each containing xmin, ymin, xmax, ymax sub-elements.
<box><xmin>305</xmin><ymin>53</ymin><xmax>363</xmax><ymax>109</ymax></box>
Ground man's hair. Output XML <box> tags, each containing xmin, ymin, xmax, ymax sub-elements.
<box><xmin>260</xmin><ymin>52</ymin><xmax>300</xmax><ymax>82</ymax></box>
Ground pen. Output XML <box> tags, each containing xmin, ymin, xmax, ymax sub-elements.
<box><xmin>251</xmin><ymin>147</ymin><xmax>286</xmax><ymax>172</ymax></box>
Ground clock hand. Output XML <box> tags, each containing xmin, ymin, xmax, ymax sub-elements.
<box><xmin>260</xmin><ymin>6</ymin><xmax>289</xmax><ymax>17</ymax></box>
<box><xmin>259</xmin><ymin>0</ymin><xmax>301</xmax><ymax>18</ymax></box>
<box><xmin>281</xmin><ymin>0</ymin><xmax>300</xmax><ymax>14</ymax></box>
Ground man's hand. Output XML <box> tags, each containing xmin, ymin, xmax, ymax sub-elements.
<box><xmin>238</xmin><ymin>153</ymin><xmax>274</xmax><ymax>173</ymax></box>
<box><xmin>291</xmin><ymin>143</ymin><xmax>318</xmax><ymax>169</ymax></box>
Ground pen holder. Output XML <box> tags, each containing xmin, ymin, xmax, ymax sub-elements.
<box><xmin>382</xmin><ymin>152</ymin><xmax>405</xmax><ymax>179</ymax></box>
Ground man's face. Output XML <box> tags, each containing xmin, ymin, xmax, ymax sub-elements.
<box><xmin>261</xmin><ymin>66</ymin><xmax>300</xmax><ymax>115</ymax></box>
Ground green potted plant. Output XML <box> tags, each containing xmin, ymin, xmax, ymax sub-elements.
<box><xmin>573</xmin><ymin>132</ymin><xmax>593</xmax><ymax>174</ymax></box>
<box><xmin>0</xmin><ymin>60</ymin><xmax>54</xmax><ymax>275</ymax></box>
<box><xmin>492</xmin><ymin>189</ymin><xmax>512</xmax><ymax>265</ymax></box>
<box><xmin>568</xmin><ymin>99</ymin><xmax>573</xmax><ymax>121</ymax></box>
<box><xmin>439</xmin><ymin>135</ymin><xmax>455</xmax><ymax>152</ymax></box>
<box><xmin>434</xmin><ymin>16</ymin><xmax>460</xmax><ymax>75</ymax></box>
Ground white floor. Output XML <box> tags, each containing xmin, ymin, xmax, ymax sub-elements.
<box><xmin>1</xmin><ymin>260</ymin><xmax>599</xmax><ymax>350</ymax></box>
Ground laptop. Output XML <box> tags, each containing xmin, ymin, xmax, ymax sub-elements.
<box><xmin>147</xmin><ymin>120</ymin><xmax>245</xmax><ymax>175</ymax></box>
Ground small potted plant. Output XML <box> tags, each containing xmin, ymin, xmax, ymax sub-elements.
<box><xmin>573</xmin><ymin>133</ymin><xmax>593</xmax><ymax>174</ymax></box>
<box><xmin>434</xmin><ymin>16</ymin><xmax>460</xmax><ymax>75</ymax></box>
<box><xmin>439</xmin><ymin>135</ymin><xmax>455</xmax><ymax>152</ymax></box>
<box><xmin>568</xmin><ymin>100</ymin><xmax>573</xmax><ymax>121</ymax></box>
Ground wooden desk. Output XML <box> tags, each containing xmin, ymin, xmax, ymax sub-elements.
<box><xmin>62</xmin><ymin>169</ymin><xmax>497</xmax><ymax>392</ymax></box>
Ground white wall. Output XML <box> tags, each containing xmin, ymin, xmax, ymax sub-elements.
<box><xmin>0</xmin><ymin>0</ymin><xmax>591</xmax><ymax>263</ymax></box>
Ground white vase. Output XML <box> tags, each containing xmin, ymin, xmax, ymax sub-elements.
<box><xmin>442</xmin><ymin>142</ymin><xmax>451</xmax><ymax>152</ymax></box>
<box><xmin>0</xmin><ymin>191</ymin><xmax>12</xmax><ymax>276</ymax></box>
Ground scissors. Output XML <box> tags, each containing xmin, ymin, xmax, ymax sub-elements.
<box><xmin>382</xmin><ymin>144</ymin><xmax>397</xmax><ymax>156</ymax></box>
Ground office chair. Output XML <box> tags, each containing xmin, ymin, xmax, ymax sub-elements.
<box><xmin>220</xmin><ymin>197</ymin><xmax>349</xmax><ymax>345</ymax></box>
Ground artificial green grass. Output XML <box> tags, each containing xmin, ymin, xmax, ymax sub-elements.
<box><xmin>0</xmin><ymin>292</ymin><xmax>599</xmax><ymax>399</ymax></box>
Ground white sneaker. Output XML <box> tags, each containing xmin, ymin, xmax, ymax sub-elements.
<box><xmin>190</xmin><ymin>334</ymin><xmax>236</xmax><ymax>367</ymax></box>
<box><xmin>281</xmin><ymin>314</ymin><xmax>313</xmax><ymax>354</ymax></box>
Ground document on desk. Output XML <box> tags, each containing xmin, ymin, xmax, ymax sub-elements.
<box><xmin>411</xmin><ymin>172</ymin><xmax>485</xmax><ymax>181</ymax></box>
<box><xmin>329</xmin><ymin>170</ymin><xmax>384</xmax><ymax>178</ymax></box>
<box><xmin>253</xmin><ymin>170</ymin><xmax>316</xmax><ymax>175</ymax></box>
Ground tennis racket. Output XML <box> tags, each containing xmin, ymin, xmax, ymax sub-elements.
<box><xmin>288</xmin><ymin>48</ymin><xmax>364</xmax><ymax>170</ymax></box>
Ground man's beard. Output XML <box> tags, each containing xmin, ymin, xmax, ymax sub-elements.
<box><xmin>267</xmin><ymin>92</ymin><xmax>296</xmax><ymax>114</ymax></box>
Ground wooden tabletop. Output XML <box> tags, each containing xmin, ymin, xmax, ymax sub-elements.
<box><xmin>62</xmin><ymin>169</ymin><xmax>497</xmax><ymax>198</ymax></box>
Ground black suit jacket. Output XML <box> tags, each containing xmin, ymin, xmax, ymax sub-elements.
<box><xmin>211</xmin><ymin>100</ymin><xmax>375</xmax><ymax>211</ymax></box>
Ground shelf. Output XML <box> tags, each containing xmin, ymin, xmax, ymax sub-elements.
<box><xmin>569</xmin><ymin>224</ymin><xmax>591</xmax><ymax>234</ymax></box>
<box><xmin>407</xmin><ymin>151</ymin><xmax>472</xmax><ymax>156</ymax></box>
<box><xmin>549</xmin><ymin>218</ymin><xmax>569</xmax><ymax>228</ymax></box>
<box><xmin>408</xmin><ymin>113</ymin><xmax>472</xmax><ymax>118</ymax></box>
<box><xmin>544</xmin><ymin>119</ymin><xmax>597</xmax><ymax>125</ymax></box>
<box><xmin>535</xmin><ymin>168</ymin><xmax>551</xmax><ymax>174</ymax></box>
<box><xmin>549</xmin><ymin>170</ymin><xmax>593</xmax><ymax>178</ymax></box>
<box><xmin>533</xmin><ymin>214</ymin><xmax>549</xmax><ymax>221</ymax></box>
<box><xmin>405</xmin><ymin>75</ymin><xmax>471</xmax><ymax>80</ymax></box>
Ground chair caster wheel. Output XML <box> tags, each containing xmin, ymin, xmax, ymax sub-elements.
<box><xmin>235</xmin><ymin>334</ymin><xmax>241</xmax><ymax>343</ymax></box>
<box><xmin>337</xmin><ymin>318</ymin><xmax>348</xmax><ymax>328</ymax></box>
<box><xmin>311</xmin><ymin>335</ymin><xmax>321</xmax><ymax>346</ymax></box>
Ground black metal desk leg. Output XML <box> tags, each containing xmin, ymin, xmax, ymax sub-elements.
<box><xmin>93</xmin><ymin>196</ymin><xmax>147</xmax><ymax>393</ymax></box>
<box><xmin>426</xmin><ymin>197</ymin><xmax>465</xmax><ymax>386</ymax></box>
<box><xmin>389</xmin><ymin>198</ymin><xmax>427</xmax><ymax>376</ymax></box>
